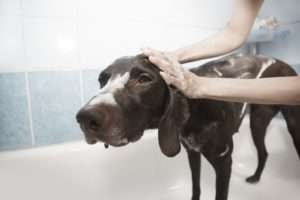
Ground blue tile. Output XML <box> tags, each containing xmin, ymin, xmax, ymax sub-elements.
<box><xmin>28</xmin><ymin>71</ymin><xmax>83</xmax><ymax>146</ymax></box>
<box><xmin>0</xmin><ymin>73</ymin><xmax>32</xmax><ymax>150</ymax></box>
<box><xmin>259</xmin><ymin>24</ymin><xmax>300</xmax><ymax>64</ymax></box>
<box><xmin>82</xmin><ymin>69</ymin><xmax>102</xmax><ymax>102</ymax></box>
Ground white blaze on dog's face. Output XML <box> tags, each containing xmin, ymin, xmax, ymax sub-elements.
<box><xmin>76</xmin><ymin>55</ymin><xmax>169</xmax><ymax>147</ymax></box>
<box><xmin>88</xmin><ymin>72</ymin><xmax>130</xmax><ymax>106</ymax></box>
<box><xmin>76</xmin><ymin>72</ymin><xmax>131</xmax><ymax>146</ymax></box>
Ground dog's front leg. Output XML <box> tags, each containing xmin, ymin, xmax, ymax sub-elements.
<box><xmin>203</xmin><ymin>143</ymin><xmax>232</xmax><ymax>200</ymax></box>
<box><xmin>186</xmin><ymin>149</ymin><xmax>201</xmax><ymax>200</ymax></box>
<box><xmin>212</xmin><ymin>155</ymin><xmax>232</xmax><ymax>200</ymax></box>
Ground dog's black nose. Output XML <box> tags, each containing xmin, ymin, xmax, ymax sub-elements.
<box><xmin>76</xmin><ymin>107</ymin><xmax>106</xmax><ymax>132</ymax></box>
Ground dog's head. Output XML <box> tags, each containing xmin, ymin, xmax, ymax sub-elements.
<box><xmin>76</xmin><ymin>55</ymin><xmax>190</xmax><ymax>157</ymax></box>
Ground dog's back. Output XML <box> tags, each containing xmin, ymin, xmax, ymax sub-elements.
<box><xmin>185</xmin><ymin>54</ymin><xmax>300</xmax><ymax>183</ymax></box>
<box><xmin>191</xmin><ymin>54</ymin><xmax>297</xmax><ymax>78</ymax></box>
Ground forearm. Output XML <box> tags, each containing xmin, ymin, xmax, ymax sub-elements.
<box><xmin>173</xmin><ymin>0</ymin><xmax>263</xmax><ymax>63</ymax></box>
<box><xmin>173</xmin><ymin>28</ymin><xmax>245</xmax><ymax>63</ymax></box>
<box><xmin>199</xmin><ymin>76</ymin><xmax>300</xmax><ymax>105</ymax></box>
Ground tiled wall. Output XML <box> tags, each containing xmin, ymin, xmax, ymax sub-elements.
<box><xmin>0</xmin><ymin>0</ymin><xmax>233</xmax><ymax>72</ymax></box>
<box><xmin>0</xmin><ymin>0</ymin><xmax>231</xmax><ymax>151</ymax></box>
<box><xmin>0</xmin><ymin>0</ymin><xmax>298</xmax><ymax>70</ymax></box>
<box><xmin>0</xmin><ymin>69</ymin><xmax>102</xmax><ymax>151</ymax></box>
<box><xmin>0</xmin><ymin>0</ymin><xmax>299</xmax><ymax>150</ymax></box>
<box><xmin>0</xmin><ymin>73</ymin><xmax>31</xmax><ymax>150</ymax></box>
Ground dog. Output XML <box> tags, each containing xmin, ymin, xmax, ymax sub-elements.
<box><xmin>76</xmin><ymin>54</ymin><xmax>300</xmax><ymax>200</ymax></box>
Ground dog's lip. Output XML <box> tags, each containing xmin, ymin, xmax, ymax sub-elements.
<box><xmin>97</xmin><ymin>132</ymin><xmax>143</xmax><ymax>146</ymax></box>
<box><xmin>82</xmin><ymin>128</ymin><xmax>142</xmax><ymax>146</ymax></box>
<box><xmin>128</xmin><ymin>133</ymin><xmax>143</xmax><ymax>142</ymax></box>
<box><xmin>86</xmin><ymin>139</ymin><xmax>97</xmax><ymax>145</ymax></box>
<box><xmin>91</xmin><ymin>134</ymin><xmax>129</xmax><ymax>146</ymax></box>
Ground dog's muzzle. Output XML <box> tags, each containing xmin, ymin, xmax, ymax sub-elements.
<box><xmin>76</xmin><ymin>106</ymin><xmax>105</xmax><ymax>135</ymax></box>
<box><xmin>76</xmin><ymin>105</ymin><xmax>131</xmax><ymax>146</ymax></box>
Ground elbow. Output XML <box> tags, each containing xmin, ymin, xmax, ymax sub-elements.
<box><xmin>229</xmin><ymin>33</ymin><xmax>247</xmax><ymax>50</ymax></box>
<box><xmin>224</xmin><ymin>24</ymin><xmax>249</xmax><ymax>51</ymax></box>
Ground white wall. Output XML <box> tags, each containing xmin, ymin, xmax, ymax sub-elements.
<box><xmin>0</xmin><ymin>0</ymin><xmax>299</xmax><ymax>72</ymax></box>
<box><xmin>0</xmin><ymin>0</ymin><xmax>231</xmax><ymax>72</ymax></box>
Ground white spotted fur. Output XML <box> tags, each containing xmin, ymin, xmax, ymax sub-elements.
<box><xmin>213</xmin><ymin>67</ymin><xmax>223</xmax><ymax>76</ymax></box>
<box><xmin>88</xmin><ymin>72</ymin><xmax>129</xmax><ymax>106</ymax></box>
<box><xmin>239</xmin><ymin>58</ymin><xmax>276</xmax><ymax>118</ymax></box>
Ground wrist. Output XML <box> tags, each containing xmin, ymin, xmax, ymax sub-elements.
<box><xmin>195</xmin><ymin>76</ymin><xmax>211</xmax><ymax>99</ymax></box>
<box><xmin>184</xmin><ymin>72</ymin><xmax>210</xmax><ymax>99</ymax></box>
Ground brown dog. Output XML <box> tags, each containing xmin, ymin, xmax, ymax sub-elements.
<box><xmin>77</xmin><ymin>54</ymin><xmax>300</xmax><ymax>200</ymax></box>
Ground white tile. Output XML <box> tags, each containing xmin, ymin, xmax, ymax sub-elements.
<box><xmin>76</xmin><ymin>0</ymin><xmax>108</xmax><ymax>18</ymax></box>
<box><xmin>148</xmin><ymin>0</ymin><xmax>231</xmax><ymax>28</ymax></box>
<box><xmin>0</xmin><ymin>16</ymin><xmax>25</xmax><ymax>70</ymax></box>
<box><xmin>77</xmin><ymin>0</ymin><xmax>231</xmax><ymax>29</ymax></box>
<box><xmin>23</xmin><ymin>17</ymin><xmax>79</xmax><ymax>70</ymax></box>
<box><xmin>77</xmin><ymin>19</ymin><xmax>140</xmax><ymax>68</ymax></box>
<box><xmin>0</xmin><ymin>0</ymin><xmax>231</xmax><ymax>72</ymax></box>
<box><xmin>77</xmin><ymin>17</ymin><xmax>217</xmax><ymax>68</ymax></box>
<box><xmin>22</xmin><ymin>0</ymin><xmax>77</xmax><ymax>17</ymax></box>
<box><xmin>0</xmin><ymin>0</ymin><xmax>22</xmax><ymax>16</ymax></box>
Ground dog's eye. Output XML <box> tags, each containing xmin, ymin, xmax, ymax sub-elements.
<box><xmin>137</xmin><ymin>73</ymin><xmax>152</xmax><ymax>84</ymax></box>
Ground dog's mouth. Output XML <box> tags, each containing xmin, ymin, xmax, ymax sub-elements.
<box><xmin>80</xmin><ymin>121</ymin><xmax>145</xmax><ymax>148</ymax></box>
<box><xmin>85</xmin><ymin>132</ymin><xmax>144</xmax><ymax>148</ymax></box>
<box><xmin>85</xmin><ymin>134</ymin><xmax>129</xmax><ymax>147</ymax></box>
<box><xmin>79</xmin><ymin>123</ymin><xmax>126</xmax><ymax>146</ymax></box>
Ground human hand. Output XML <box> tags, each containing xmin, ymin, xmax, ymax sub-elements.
<box><xmin>142</xmin><ymin>47</ymin><xmax>205</xmax><ymax>98</ymax></box>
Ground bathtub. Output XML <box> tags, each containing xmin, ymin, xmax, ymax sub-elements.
<box><xmin>0</xmin><ymin>117</ymin><xmax>299</xmax><ymax>200</ymax></box>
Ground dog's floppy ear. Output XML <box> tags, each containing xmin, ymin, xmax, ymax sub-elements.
<box><xmin>158</xmin><ymin>87</ymin><xmax>190</xmax><ymax>157</ymax></box>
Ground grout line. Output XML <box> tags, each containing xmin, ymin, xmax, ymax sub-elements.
<box><xmin>79</xmin><ymin>70</ymin><xmax>84</xmax><ymax>106</ymax></box>
<box><xmin>21</xmin><ymin>0</ymin><xmax>36</xmax><ymax>146</ymax></box>
<box><xmin>25</xmin><ymin>72</ymin><xmax>35</xmax><ymax>146</ymax></box>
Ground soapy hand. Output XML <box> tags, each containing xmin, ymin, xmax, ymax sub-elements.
<box><xmin>142</xmin><ymin>47</ymin><xmax>204</xmax><ymax>98</ymax></box>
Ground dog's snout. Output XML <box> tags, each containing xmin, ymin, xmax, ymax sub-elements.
<box><xmin>76</xmin><ymin>107</ymin><xmax>106</xmax><ymax>132</ymax></box>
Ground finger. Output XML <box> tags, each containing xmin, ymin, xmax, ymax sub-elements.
<box><xmin>160</xmin><ymin>72</ymin><xmax>184</xmax><ymax>89</ymax></box>
<box><xmin>149</xmin><ymin>56</ymin><xmax>174</xmax><ymax>74</ymax></box>
<box><xmin>142</xmin><ymin>48</ymin><xmax>175</xmax><ymax>70</ymax></box>
<box><xmin>157</xmin><ymin>52</ymin><xmax>184</xmax><ymax>74</ymax></box>
<box><xmin>163</xmin><ymin>62</ymin><xmax>185</xmax><ymax>80</ymax></box>
<box><xmin>176</xmin><ymin>66</ymin><xmax>186</xmax><ymax>79</ymax></box>
<box><xmin>151</xmin><ymin>57</ymin><xmax>181</xmax><ymax>78</ymax></box>
<box><xmin>141</xmin><ymin>47</ymin><xmax>154</xmax><ymax>57</ymax></box>
<box><xmin>162</xmin><ymin>52</ymin><xmax>176</xmax><ymax>63</ymax></box>
<box><xmin>141</xmin><ymin>47</ymin><xmax>164</xmax><ymax>58</ymax></box>
<box><xmin>160</xmin><ymin>72</ymin><xmax>173</xmax><ymax>85</ymax></box>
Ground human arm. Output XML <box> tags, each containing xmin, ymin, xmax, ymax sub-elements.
<box><xmin>174</xmin><ymin>0</ymin><xmax>264</xmax><ymax>63</ymax></box>
<box><xmin>196</xmin><ymin>76</ymin><xmax>300</xmax><ymax>105</ymax></box>
<box><xmin>142</xmin><ymin>49</ymin><xmax>300</xmax><ymax>105</ymax></box>
<box><xmin>142</xmin><ymin>0</ymin><xmax>300</xmax><ymax>105</ymax></box>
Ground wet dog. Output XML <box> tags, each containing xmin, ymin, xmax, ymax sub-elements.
<box><xmin>76</xmin><ymin>54</ymin><xmax>300</xmax><ymax>200</ymax></box>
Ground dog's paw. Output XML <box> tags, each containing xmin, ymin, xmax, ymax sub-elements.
<box><xmin>246</xmin><ymin>175</ymin><xmax>260</xmax><ymax>184</ymax></box>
